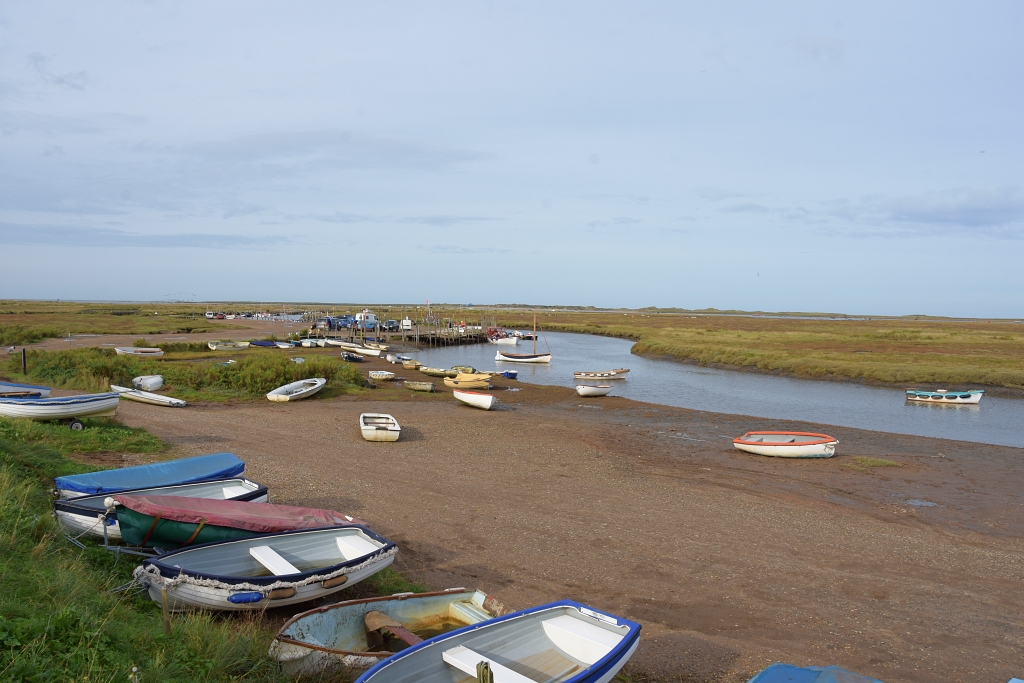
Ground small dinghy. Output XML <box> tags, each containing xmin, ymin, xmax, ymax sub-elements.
<box><xmin>496</xmin><ymin>350</ymin><xmax>552</xmax><ymax>364</ymax></box>
<box><xmin>341</xmin><ymin>352</ymin><xmax>366</xmax><ymax>362</ymax></box>
<box><xmin>0</xmin><ymin>380</ymin><xmax>51</xmax><ymax>398</ymax></box>
<box><xmin>386</xmin><ymin>354</ymin><xmax>399</xmax><ymax>363</ymax></box>
<box><xmin>207</xmin><ymin>341</ymin><xmax>250</xmax><ymax>350</ymax></box>
<box><xmin>364</xmin><ymin>342</ymin><xmax>389</xmax><ymax>351</ymax></box>
<box><xmin>419</xmin><ymin>367</ymin><xmax>448</xmax><ymax>377</ymax></box>
<box><xmin>115</xmin><ymin>347</ymin><xmax>165</xmax><ymax>357</ymax></box>
<box><xmin>453</xmin><ymin>390</ymin><xmax>496</xmax><ymax>410</ymax></box>
<box><xmin>576</xmin><ymin>385</ymin><xmax>612</xmax><ymax>397</ymax></box>
<box><xmin>250</xmin><ymin>340</ymin><xmax>277</xmax><ymax>348</ymax></box>
<box><xmin>53</xmin><ymin>477</ymin><xmax>267</xmax><ymax>542</ymax></box>
<box><xmin>276</xmin><ymin>341</ymin><xmax>297</xmax><ymax>349</ymax></box>
<box><xmin>133</xmin><ymin>525</ymin><xmax>397</xmax><ymax>611</ymax></box>
<box><xmin>403</xmin><ymin>360</ymin><xmax>422</xmax><ymax>370</ymax></box>
<box><xmin>111</xmin><ymin>384</ymin><xmax>186</xmax><ymax>407</ymax></box>
<box><xmin>270</xmin><ymin>589</ymin><xmax>509</xmax><ymax>676</ymax></box>
<box><xmin>299</xmin><ymin>339</ymin><xmax>320</xmax><ymax>348</ymax></box>
<box><xmin>404</xmin><ymin>381</ymin><xmax>435</xmax><ymax>392</ymax></box>
<box><xmin>355</xmin><ymin>347</ymin><xmax>382</xmax><ymax>357</ymax></box>
<box><xmin>396</xmin><ymin>354</ymin><xmax>413</xmax><ymax>361</ymax></box>
<box><xmin>368</xmin><ymin>371</ymin><xmax>396</xmax><ymax>381</ymax></box>
<box><xmin>360</xmin><ymin>413</ymin><xmax>401</xmax><ymax>442</ymax></box>
<box><xmin>0</xmin><ymin>392</ymin><xmax>120</xmax><ymax>422</ymax></box>
<box><xmin>55</xmin><ymin>452</ymin><xmax>245</xmax><ymax>499</ymax></box>
<box><xmin>132</xmin><ymin>375</ymin><xmax>164</xmax><ymax>391</ymax></box>
<box><xmin>905</xmin><ymin>388</ymin><xmax>984</xmax><ymax>404</ymax></box>
<box><xmin>488</xmin><ymin>336</ymin><xmax>519</xmax><ymax>345</ymax></box>
<box><xmin>353</xmin><ymin>600</ymin><xmax>641</xmax><ymax>683</ymax></box>
<box><xmin>267</xmin><ymin>378</ymin><xmax>326</xmax><ymax>402</ymax></box>
<box><xmin>574</xmin><ymin>369</ymin><xmax>629</xmax><ymax>381</ymax></box>
<box><xmin>499</xmin><ymin>370</ymin><xmax>518</xmax><ymax>380</ymax></box>
<box><xmin>746</xmin><ymin>663</ymin><xmax>884</xmax><ymax>683</ymax></box>
<box><xmin>451</xmin><ymin>365</ymin><xmax>476</xmax><ymax>374</ymax></box>
<box><xmin>733</xmin><ymin>431</ymin><xmax>838</xmax><ymax>458</ymax></box>
<box><xmin>115</xmin><ymin>495</ymin><xmax>365</xmax><ymax>548</ymax></box>
<box><xmin>444</xmin><ymin>377</ymin><xmax>491</xmax><ymax>390</ymax></box>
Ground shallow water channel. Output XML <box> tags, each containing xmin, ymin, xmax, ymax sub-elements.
<box><xmin>411</xmin><ymin>331</ymin><xmax>1024</xmax><ymax>448</ymax></box>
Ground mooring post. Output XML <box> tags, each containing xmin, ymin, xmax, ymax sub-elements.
<box><xmin>22</xmin><ymin>348</ymin><xmax>27</xmax><ymax>375</ymax></box>
<box><xmin>161</xmin><ymin>587</ymin><xmax>171</xmax><ymax>635</ymax></box>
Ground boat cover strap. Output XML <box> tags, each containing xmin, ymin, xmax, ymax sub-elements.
<box><xmin>54</xmin><ymin>453</ymin><xmax>244</xmax><ymax>494</ymax></box>
<box><xmin>140</xmin><ymin>513</ymin><xmax>163</xmax><ymax>547</ymax></box>
<box><xmin>182</xmin><ymin>519</ymin><xmax>206</xmax><ymax>545</ymax></box>
<box><xmin>114</xmin><ymin>495</ymin><xmax>364</xmax><ymax>533</ymax></box>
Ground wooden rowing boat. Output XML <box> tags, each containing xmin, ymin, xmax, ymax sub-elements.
<box><xmin>496</xmin><ymin>350</ymin><xmax>552</xmax><ymax>363</ymax></box>
<box><xmin>402</xmin><ymin>360</ymin><xmax>421</xmax><ymax>370</ymax></box>
<box><xmin>444</xmin><ymin>377</ymin><xmax>491</xmax><ymax>390</ymax></box>
<box><xmin>419</xmin><ymin>367</ymin><xmax>448</xmax><ymax>377</ymax></box>
<box><xmin>404</xmin><ymin>381</ymin><xmax>435</xmax><ymax>392</ymax></box>
<box><xmin>573</xmin><ymin>369</ymin><xmax>629</xmax><ymax>381</ymax></box>
<box><xmin>266</xmin><ymin>378</ymin><xmax>326</xmax><ymax>402</ymax></box>
<box><xmin>733</xmin><ymin>431</ymin><xmax>838</xmax><ymax>458</ymax></box>
<box><xmin>368</xmin><ymin>371</ymin><xmax>396</xmax><ymax>381</ymax></box>
<box><xmin>452</xmin><ymin>390</ymin><xmax>496</xmax><ymax>410</ymax></box>
<box><xmin>360</xmin><ymin>413</ymin><xmax>401</xmax><ymax>442</ymax></box>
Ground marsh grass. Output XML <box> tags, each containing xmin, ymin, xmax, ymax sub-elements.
<box><xmin>845</xmin><ymin>456</ymin><xmax>902</xmax><ymax>473</ymax></box>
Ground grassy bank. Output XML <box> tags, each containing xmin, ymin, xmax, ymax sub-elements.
<box><xmin>4</xmin><ymin>347</ymin><xmax>365</xmax><ymax>401</ymax></box>
<box><xmin>0</xmin><ymin>417</ymin><xmax>427</xmax><ymax>682</ymax></box>
<box><xmin>495</xmin><ymin>311</ymin><xmax>1024</xmax><ymax>389</ymax></box>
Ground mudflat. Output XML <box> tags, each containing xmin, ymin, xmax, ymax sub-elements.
<box><xmin>79</xmin><ymin>360</ymin><xmax>1023</xmax><ymax>683</ymax></box>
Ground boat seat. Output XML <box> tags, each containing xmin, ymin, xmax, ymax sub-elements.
<box><xmin>448</xmin><ymin>600</ymin><xmax>493</xmax><ymax>624</ymax></box>
<box><xmin>250</xmin><ymin>546</ymin><xmax>300</xmax><ymax>575</ymax></box>
<box><xmin>442</xmin><ymin>646</ymin><xmax>536</xmax><ymax>683</ymax></box>
<box><xmin>336</xmin><ymin>534</ymin><xmax>380</xmax><ymax>561</ymax></box>
<box><xmin>541</xmin><ymin>615</ymin><xmax>620</xmax><ymax>664</ymax></box>
<box><xmin>222</xmin><ymin>485</ymin><xmax>251</xmax><ymax>498</ymax></box>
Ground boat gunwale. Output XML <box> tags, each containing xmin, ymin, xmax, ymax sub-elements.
<box><xmin>733</xmin><ymin>431</ymin><xmax>837</xmax><ymax>446</ymax></box>
<box><xmin>0</xmin><ymin>392</ymin><xmax>119</xmax><ymax>405</ymax></box>
<box><xmin>52</xmin><ymin>477</ymin><xmax>268</xmax><ymax>517</ymax></box>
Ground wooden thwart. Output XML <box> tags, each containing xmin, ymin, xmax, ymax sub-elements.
<box><xmin>250</xmin><ymin>545</ymin><xmax>300</xmax><ymax>575</ymax></box>
<box><xmin>442</xmin><ymin>646</ymin><xmax>534</xmax><ymax>683</ymax></box>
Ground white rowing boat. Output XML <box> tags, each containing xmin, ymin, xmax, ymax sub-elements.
<box><xmin>115</xmin><ymin>347</ymin><xmax>164</xmax><ymax>357</ymax></box>
<box><xmin>266</xmin><ymin>378</ymin><xmax>326</xmax><ymax>402</ymax></box>
<box><xmin>0</xmin><ymin>393</ymin><xmax>120</xmax><ymax>420</ymax></box>
<box><xmin>733</xmin><ymin>431</ymin><xmax>838</xmax><ymax>458</ymax></box>
<box><xmin>359</xmin><ymin>413</ymin><xmax>401</xmax><ymax>442</ymax></box>
<box><xmin>488</xmin><ymin>336</ymin><xmax>519</xmax><ymax>345</ymax></box>
<box><xmin>453</xmin><ymin>390</ymin><xmax>496</xmax><ymax>410</ymax></box>
<box><xmin>276</xmin><ymin>341</ymin><xmax>296</xmax><ymax>349</ymax></box>
<box><xmin>905</xmin><ymin>388</ymin><xmax>985</xmax><ymax>404</ymax></box>
<box><xmin>576</xmin><ymin>385</ymin><xmax>612</xmax><ymax>397</ymax></box>
<box><xmin>111</xmin><ymin>384</ymin><xmax>186</xmax><ymax>407</ymax></box>
<box><xmin>574</xmin><ymin>369</ymin><xmax>629</xmax><ymax>381</ymax></box>
<box><xmin>495</xmin><ymin>350</ymin><xmax>552</xmax><ymax>364</ymax></box>
<box><xmin>132</xmin><ymin>375</ymin><xmax>164</xmax><ymax>391</ymax></box>
<box><xmin>207</xmin><ymin>341</ymin><xmax>250</xmax><ymax>351</ymax></box>
<box><xmin>0</xmin><ymin>380</ymin><xmax>51</xmax><ymax>398</ymax></box>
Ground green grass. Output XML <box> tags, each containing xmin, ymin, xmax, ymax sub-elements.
<box><xmin>0</xmin><ymin>418</ymin><xmax>165</xmax><ymax>459</ymax></box>
<box><xmin>845</xmin><ymin>456</ymin><xmax>902</xmax><ymax>472</ymax></box>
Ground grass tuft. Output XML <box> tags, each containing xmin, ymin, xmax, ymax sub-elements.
<box><xmin>845</xmin><ymin>456</ymin><xmax>902</xmax><ymax>472</ymax></box>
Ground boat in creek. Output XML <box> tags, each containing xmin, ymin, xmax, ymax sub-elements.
<box><xmin>573</xmin><ymin>369</ymin><xmax>629</xmax><ymax>381</ymax></box>
<box><xmin>269</xmin><ymin>589</ymin><xmax>509</xmax><ymax>676</ymax></box>
<box><xmin>495</xmin><ymin>314</ymin><xmax>552</xmax><ymax>364</ymax></box>
<box><xmin>360</xmin><ymin>413</ymin><xmax>401</xmax><ymax>442</ymax></box>
<box><xmin>133</xmin><ymin>525</ymin><xmax>396</xmax><ymax>611</ymax></box>
<box><xmin>352</xmin><ymin>600</ymin><xmax>641</xmax><ymax>683</ymax></box>
<box><xmin>53</xmin><ymin>477</ymin><xmax>268</xmax><ymax>542</ymax></box>
<box><xmin>905</xmin><ymin>388</ymin><xmax>985</xmax><ymax>405</ymax></box>
<box><xmin>54</xmin><ymin>452</ymin><xmax>246</xmax><ymax>499</ymax></box>
<box><xmin>732</xmin><ymin>431</ymin><xmax>838</xmax><ymax>458</ymax></box>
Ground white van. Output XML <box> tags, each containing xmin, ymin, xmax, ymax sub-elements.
<box><xmin>355</xmin><ymin>312</ymin><xmax>378</xmax><ymax>329</ymax></box>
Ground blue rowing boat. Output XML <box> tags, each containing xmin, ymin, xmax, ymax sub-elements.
<box><xmin>746</xmin><ymin>663</ymin><xmax>885</xmax><ymax>683</ymax></box>
<box><xmin>54</xmin><ymin>452</ymin><xmax>245</xmax><ymax>498</ymax></box>
<box><xmin>0</xmin><ymin>380</ymin><xmax>51</xmax><ymax>398</ymax></box>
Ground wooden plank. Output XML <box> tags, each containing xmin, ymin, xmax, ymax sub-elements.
<box><xmin>249</xmin><ymin>545</ymin><xmax>300</xmax><ymax>575</ymax></box>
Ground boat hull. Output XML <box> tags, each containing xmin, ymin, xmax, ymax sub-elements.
<box><xmin>488</xmin><ymin>337</ymin><xmax>519</xmax><ymax>345</ymax></box>
<box><xmin>574</xmin><ymin>369</ymin><xmax>629</xmax><ymax>381</ymax></box>
<box><xmin>0</xmin><ymin>393</ymin><xmax>119</xmax><ymax>420</ymax></box>
<box><xmin>495</xmin><ymin>351</ymin><xmax>551</xmax><ymax>364</ymax></box>
<box><xmin>360</xmin><ymin>413</ymin><xmax>401</xmax><ymax>442</ymax></box>
<box><xmin>111</xmin><ymin>385</ymin><xmax>186</xmax><ymax>407</ymax></box>
<box><xmin>267</xmin><ymin>378</ymin><xmax>326</xmax><ymax>402</ymax></box>
<box><xmin>453</xmin><ymin>390</ymin><xmax>496</xmax><ymax>410</ymax></box>
<box><xmin>115</xmin><ymin>347</ymin><xmax>164</xmax><ymax>357</ymax></box>
<box><xmin>0</xmin><ymin>380</ymin><xmax>52</xmax><ymax>398</ymax></box>
<box><xmin>576</xmin><ymin>385</ymin><xmax>612</xmax><ymax>397</ymax></box>
<box><xmin>444</xmin><ymin>378</ymin><xmax>491</xmax><ymax>390</ymax></box>
<box><xmin>404</xmin><ymin>381</ymin><xmax>435</xmax><ymax>392</ymax></box>
<box><xmin>733</xmin><ymin>431</ymin><xmax>838</xmax><ymax>458</ymax></box>
<box><xmin>905</xmin><ymin>389</ymin><xmax>984</xmax><ymax>404</ymax></box>
<box><xmin>368</xmin><ymin>371</ymin><xmax>396</xmax><ymax>381</ymax></box>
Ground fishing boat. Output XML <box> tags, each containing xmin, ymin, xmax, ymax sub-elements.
<box><xmin>111</xmin><ymin>385</ymin><xmax>186</xmax><ymax>407</ymax></box>
<box><xmin>368</xmin><ymin>371</ymin><xmax>396</xmax><ymax>381</ymax></box>
<box><xmin>453</xmin><ymin>390</ymin><xmax>496</xmax><ymax>410</ymax></box>
<box><xmin>746</xmin><ymin>663</ymin><xmax>884</xmax><ymax>683</ymax></box>
<box><xmin>353</xmin><ymin>600</ymin><xmax>641</xmax><ymax>683</ymax></box>
<box><xmin>207</xmin><ymin>341</ymin><xmax>250</xmax><ymax>351</ymax></box>
<box><xmin>115</xmin><ymin>347</ymin><xmax>165</xmax><ymax>357</ymax></box>
<box><xmin>54</xmin><ymin>452</ymin><xmax>245</xmax><ymax>499</ymax></box>
<box><xmin>905</xmin><ymin>388</ymin><xmax>984</xmax><ymax>404</ymax></box>
<box><xmin>133</xmin><ymin>525</ymin><xmax>397</xmax><ymax>611</ymax></box>
<box><xmin>0</xmin><ymin>393</ymin><xmax>120</xmax><ymax>422</ymax></box>
<box><xmin>404</xmin><ymin>381</ymin><xmax>435</xmax><ymax>392</ymax></box>
<box><xmin>576</xmin><ymin>385</ymin><xmax>612</xmax><ymax>397</ymax></box>
<box><xmin>250</xmin><ymin>340</ymin><xmax>277</xmax><ymax>348</ymax></box>
<box><xmin>276</xmin><ymin>341</ymin><xmax>297</xmax><ymax>349</ymax></box>
<box><xmin>360</xmin><ymin>413</ymin><xmax>401</xmax><ymax>442</ymax></box>
<box><xmin>341</xmin><ymin>352</ymin><xmax>365</xmax><ymax>363</ymax></box>
<box><xmin>402</xmin><ymin>360</ymin><xmax>421</xmax><ymax>370</ymax></box>
<box><xmin>419</xmin><ymin>367</ymin><xmax>448</xmax><ymax>377</ymax></box>
<box><xmin>573</xmin><ymin>369</ymin><xmax>629</xmax><ymax>381</ymax></box>
<box><xmin>270</xmin><ymin>589</ymin><xmax>509</xmax><ymax>676</ymax></box>
<box><xmin>53</xmin><ymin>477</ymin><xmax>267</xmax><ymax>542</ymax></box>
<box><xmin>132</xmin><ymin>375</ymin><xmax>164</xmax><ymax>391</ymax></box>
<box><xmin>115</xmin><ymin>495</ymin><xmax>364</xmax><ymax>548</ymax></box>
<box><xmin>266</xmin><ymin>378</ymin><xmax>326</xmax><ymax>402</ymax></box>
<box><xmin>733</xmin><ymin>432</ymin><xmax>838</xmax><ymax>458</ymax></box>
<box><xmin>0</xmin><ymin>380</ymin><xmax>51</xmax><ymax>398</ymax></box>
<box><xmin>444</xmin><ymin>377</ymin><xmax>491</xmax><ymax>390</ymax></box>
<box><xmin>499</xmin><ymin>370</ymin><xmax>518</xmax><ymax>380</ymax></box>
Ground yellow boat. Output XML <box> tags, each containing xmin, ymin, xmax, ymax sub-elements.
<box><xmin>443</xmin><ymin>377</ymin><xmax>491</xmax><ymax>390</ymax></box>
<box><xmin>454</xmin><ymin>373</ymin><xmax>492</xmax><ymax>382</ymax></box>
<box><xmin>419</xmin><ymin>367</ymin><xmax>448</xmax><ymax>377</ymax></box>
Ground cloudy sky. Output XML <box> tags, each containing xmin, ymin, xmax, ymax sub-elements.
<box><xmin>1</xmin><ymin>3</ymin><xmax>1021</xmax><ymax>316</ymax></box>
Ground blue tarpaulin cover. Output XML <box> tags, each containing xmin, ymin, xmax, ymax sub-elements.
<box><xmin>747</xmin><ymin>664</ymin><xmax>885</xmax><ymax>683</ymax></box>
<box><xmin>54</xmin><ymin>453</ymin><xmax>244</xmax><ymax>495</ymax></box>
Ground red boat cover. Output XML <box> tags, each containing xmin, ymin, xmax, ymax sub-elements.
<box><xmin>113</xmin><ymin>495</ymin><xmax>365</xmax><ymax>533</ymax></box>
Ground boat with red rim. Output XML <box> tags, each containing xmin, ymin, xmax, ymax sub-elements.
<box><xmin>733</xmin><ymin>431</ymin><xmax>838</xmax><ymax>458</ymax></box>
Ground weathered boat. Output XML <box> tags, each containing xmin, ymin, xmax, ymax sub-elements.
<box><xmin>270</xmin><ymin>589</ymin><xmax>509</xmax><ymax>676</ymax></box>
<box><xmin>299</xmin><ymin>339</ymin><xmax>320</xmax><ymax>348</ymax></box>
<box><xmin>53</xmin><ymin>477</ymin><xmax>267</xmax><ymax>542</ymax></box>
<box><xmin>0</xmin><ymin>393</ymin><xmax>120</xmax><ymax>422</ymax></box>
<box><xmin>368</xmin><ymin>371</ymin><xmax>396</xmax><ymax>381</ymax></box>
<box><xmin>324</xmin><ymin>339</ymin><xmax>350</xmax><ymax>347</ymax></box>
<box><xmin>573</xmin><ymin>369</ymin><xmax>629</xmax><ymax>381</ymax></box>
<box><xmin>207</xmin><ymin>341</ymin><xmax>250</xmax><ymax>351</ymax></box>
<box><xmin>444</xmin><ymin>377</ymin><xmax>491</xmax><ymax>390</ymax></box>
<box><xmin>115</xmin><ymin>347</ymin><xmax>165</xmax><ymax>357</ymax></box>
<box><xmin>451</xmin><ymin>366</ymin><xmax>477</xmax><ymax>374</ymax></box>
<box><xmin>733</xmin><ymin>432</ymin><xmax>838</xmax><ymax>458</ymax></box>
<box><xmin>341</xmin><ymin>352</ymin><xmax>366</xmax><ymax>362</ymax></box>
<box><xmin>360</xmin><ymin>413</ymin><xmax>401</xmax><ymax>442</ymax></box>
<box><xmin>267</xmin><ymin>378</ymin><xmax>326</xmax><ymax>402</ymax></box>
<box><xmin>404</xmin><ymin>381</ymin><xmax>435</xmax><ymax>392</ymax></box>
<box><xmin>453</xmin><ymin>390</ymin><xmax>496</xmax><ymax>410</ymax></box>
<box><xmin>0</xmin><ymin>380</ymin><xmax>51</xmax><ymax>398</ymax></box>
<box><xmin>402</xmin><ymin>360</ymin><xmax>421</xmax><ymax>370</ymax></box>
<box><xmin>111</xmin><ymin>384</ymin><xmax>186</xmax><ymax>407</ymax></box>
<box><xmin>115</xmin><ymin>494</ymin><xmax>364</xmax><ymax>548</ymax></box>
<box><xmin>496</xmin><ymin>350</ymin><xmax>552</xmax><ymax>364</ymax></box>
<box><xmin>905</xmin><ymin>388</ymin><xmax>984</xmax><ymax>404</ymax></box>
<box><xmin>576</xmin><ymin>385</ymin><xmax>612</xmax><ymax>397</ymax></box>
<box><xmin>364</xmin><ymin>342</ymin><xmax>389</xmax><ymax>351</ymax></box>
<box><xmin>132</xmin><ymin>375</ymin><xmax>164</xmax><ymax>391</ymax></box>
<box><xmin>54</xmin><ymin>452</ymin><xmax>245</xmax><ymax>499</ymax></box>
<box><xmin>746</xmin><ymin>663</ymin><xmax>884</xmax><ymax>683</ymax></box>
<box><xmin>453</xmin><ymin>372</ymin><xmax>492</xmax><ymax>381</ymax></box>
<box><xmin>419</xmin><ymin>367</ymin><xmax>448</xmax><ymax>377</ymax></box>
<box><xmin>133</xmin><ymin>525</ymin><xmax>397</xmax><ymax>611</ymax></box>
<box><xmin>353</xmin><ymin>600</ymin><xmax>641</xmax><ymax>683</ymax></box>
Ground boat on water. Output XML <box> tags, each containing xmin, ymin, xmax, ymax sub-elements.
<box><xmin>111</xmin><ymin>385</ymin><xmax>186</xmax><ymax>407</ymax></box>
<box><xmin>573</xmin><ymin>369</ymin><xmax>629</xmax><ymax>381</ymax></box>
<box><xmin>453</xmin><ymin>390</ymin><xmax>496</xmax><ymax>410</ymax></box>
<box><xmin>444</xmin><ymin>377</ymin><xmax>491</xmax><ymax>390</ymax></box>
<box><xmin>733</xmin><ymin>431</ymin><xmax>838</xmax><ymax>458</ymax></box>
<box><xmin>115</xmin><ymin>494</ymin><xmax>364</xmax><ymax>548</ymax></box>
<box><xmin>341</xmin><ymin>352</ymin><xmax>365</xmax><ymax>363</ymax></box>
<box><xmin>267</xmin><ymin>378</ymin><xmax>326</xmax><ymax>402</ymax></box>
<box><xmin>270</xmin><ymin>589</ymin><xmax>509</xmax><ymax>676</ymax></box>
<box><xmin>419</xmin><ymin>367</ymin><xmax>448</xmax><ymax>377</ymax></box>
<box><xmin>0</xmin><ymin>393</ymin><xmax>120</xmax><ymax>422</ymax></box>
<box><xmin>207</xmin><ymin>341</ymin><xmax>250</xmax><ymax>351</ymax></box>
<box><xmin>132</xmin><ymin>375</ymin><xmax>164</xmax><ymax>391</ymax></box>
<box><xmin>115</xmin><ymin>347</ymin><xmax>165</xmax><ymax>357</ymax></box>
<box><xmin>54</xmin><ymin>452</ymin><xmax>245</xmax><ymax>499</ymax></box>
<box><xmin>905</xmin><ymin>388</ymin><xmax>984</xmax><ymax>404</ymax></box>
<box><xmin>133</xmin><ymin>525</ymin><xmax>397</xmax><ymax>611</ymax></box>
<box><xmin>368</xmin><ymin>371</ymin><xmax>396</xmax><ymax>381</ymax></box>
<box><xmin>404</xmin><ymin>381</ymin><xmax>435</xmax><ymax>392</ymax></box>
<box><xmin>53</xmin><ymin>477</ymin><xmax>268</xmax><ymax>542</ymax></box>
<box><xmin>0</xmin><ymin>380</ymin><xmax>51</xmax><ymax>398</ymax></box>
<box><xmin>488</xmin><ymin>336</ymin><xmax>519</xmax><ymax>345</ymax></box>
<box><xmin>496</xmin><ymin>350</ymin><xmax>552</xmax><ymax>364</ymax></box>
<box><xmin>360</xmin><ymin>413</ymin><xmax>401</xmax><ymax>442</ymax></box>
<box><xmin>576</xmin><ymin>385</ymin><xmax>612</xmax><ymax>397</ymax></box>
<box><xmin>746</xmin><ymin>663</ymin><xmax>884</xmax><ymax>683</ymax></box>
<box><xmin>353</xmin><ymin>600</ymin><xmax>641</xmax><ymax>683</ymax></box>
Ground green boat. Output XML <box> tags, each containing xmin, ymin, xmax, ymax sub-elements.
<box><xmin>419</xmin><ymin>367</ymin><xmax>448</xmax><ymax>377</ymax></box>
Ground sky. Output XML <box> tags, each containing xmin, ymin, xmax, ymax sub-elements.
<box><xmin>1</xmin><ymin>2</ymin><xmax>1022</xmax><ymax>316</ymax></box>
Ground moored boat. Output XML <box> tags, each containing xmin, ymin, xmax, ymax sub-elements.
<box><xmin>733</xmin><ymin>431</ymin><xmax>838</xmax><ymax>458</ymax></box>
<box><xmin>0</xmin><ymin>393</ymin><xmax>120</xmax><ymax>421</ymax></box>
<box><xmin>115</xmin><ymin>347</ymin><xmax>165</xmax><ymax>357</ymax></box>
<box><xmin>488</xmin><ymin>336</ymin><xmax>519</xmax><ymax>345</ymax></box>
<box><xmin>111</xmin><ymin>385</ymin><xmax>186</xmax><ymax>407</ymax></box>
<box><xmin>353</xmin><ymin>600</ymin><xmax>641</xmax><ymax>683</ymax></box>
<box><xmin>266</xmin><ymin>378</ymin><xmax>326</xmax><ymax>402</ymax></box>
<box><xmin>54</xmin><ymin>452</ymin><xmax>246</xmax><ymax>499</ymax></box>
<box><xmin>404</xmin><ymin>381</ymin><xmax>435</xmax><ymax>392</ymax></box>
<box><xmin>453</xmin><ymin>390</ymin><xmax>496</xmax><ymax>410</ymax></box>
<box><xmin>576</xmin><ymin>385</ymin><xmax>613</xmax><ymax>397</ymax></box>
<box><xmin>0</xmin><ymin>380</ymin><xmax>51</xmax><ymax>398</ymax></box>
<box><xmin>905</xmin><ymin>388</ymin><xmax>984</xmax><ymax>404</ymax></box>
<box><xmin>132</xmin><ymin>375</ymin><xmax>164</xmax><ymax>391</ymax></box>
<box><xmin>496</xmin><ymin>350</ymin><xmax>552</xmax><ymax>363</ymax></box>
<box><xmin>270</xmin><ymin>589</ymin><xmax>509</xmax><ymax>676</ymax></box>
<box><xmin>133</xmin><ymin>525</ymin><xmax>397</xmax><ymax>611</ymax></box>
<box><xmin>574</xmin><ymin>369</ymin><xmax>629</xmax><ymax>381</ymax></box>
<box><xmin>360</xmin><ymin>413</ymin><xmax>401</xmax><ymax>442</ymax></box>
<box><xmin>444</xmin><ymin>377</ymin><xmax>491</xmax><ymax>390</ymax></box>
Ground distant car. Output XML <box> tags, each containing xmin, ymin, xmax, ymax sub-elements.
<box><xmin>385</xmin><ymin>320</ymin><xmax>400</xmax><ymax>332</ymax></box>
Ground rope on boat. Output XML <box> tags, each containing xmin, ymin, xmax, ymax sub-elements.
<box><xmin>132</xmin><ymin>546</ymin><xmax>398</xmax><ymax>593</ymax></box>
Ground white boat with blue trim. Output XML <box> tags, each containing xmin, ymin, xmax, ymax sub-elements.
<box><xmin>905</xmin><ymin>388</ymin><xmax>984</xmax><ymax>404</ymax></box>
<box><xmin>0</xmin><ymin>392</ymin><xmax>120</xmax><ymax>421</ymax></box>
<box><xmin>0</xmin><ymin>380</ymin><xmax>51</xmax><ymax>398</ymax></box>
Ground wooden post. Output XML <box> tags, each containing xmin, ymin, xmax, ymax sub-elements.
<box><xmin>22</xmin><ymin>348</ymin><xmax>27</xmax><ymax>375</ymax></box>
<box><xmin>161</xmin><ymin>587</ymin><xmax>171</xmax><ymax>635</ymax></box>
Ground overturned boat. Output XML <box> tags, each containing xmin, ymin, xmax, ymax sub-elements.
<box><xmin>54</xmin><ymin>452</ymin><xmax>245</xmax><ymax>499</ymax></box>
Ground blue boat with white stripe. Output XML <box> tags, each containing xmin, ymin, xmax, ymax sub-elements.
<box><xmin>54</xmin><ymin>452</ymin><xmax>245</xmax><ymax>498</ymax></box>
